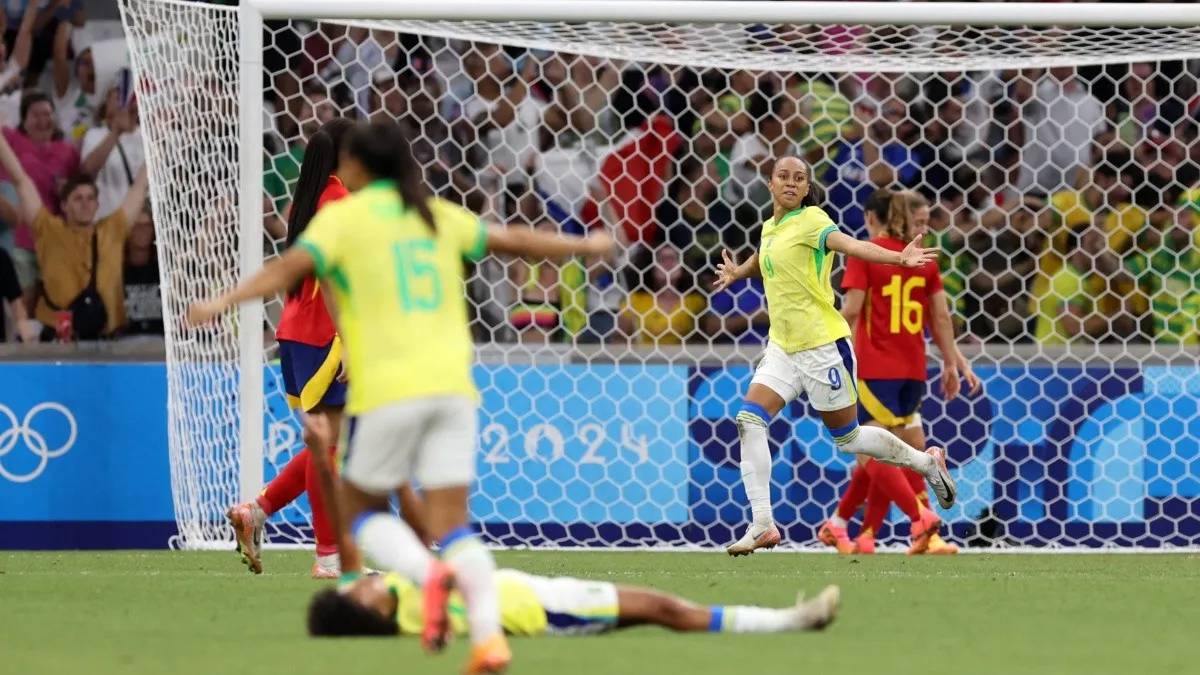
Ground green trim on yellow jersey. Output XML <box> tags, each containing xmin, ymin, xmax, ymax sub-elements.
<box><xmin>816</xmin><ymin>224</ymin><xmax>837</xmax><ymax>252</ymax></box>
<box><xmin>465</xmin><ymin>218</ymin><xmax>488</xmax><ymax>262</ymax></box>
<box><xmin>812</xmin><ymin>224</ymin><xmax>837</xmax><ymax>283</ymax></box>
<box><xmin>298</xmin><ymin>240</ymin><xmax>329</xmax><ymax>279</ymax></box>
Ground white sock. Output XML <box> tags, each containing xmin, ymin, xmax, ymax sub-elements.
<box><xmin>314</xmin><ymin>552</ymin><xmax>339</xmax><ymax>571</ymax></box>
<box><xmin>713</xmin><ymin>605</ymin><xmax>801</xmax><ymax>633</ymax></box>
<box><xmin>833</xmin><ymin>424</ymin><xmax>934</xmax><ymax>475</ymax></box>
<box><xmin>736</xmin><ymin>410</ymin><xmax>773</xmax><ymax>527</ymax></box>
<box><xmin>441</xmin><ymin>527</ymin><xmax>501</xmax><ymax>646</ymax></box>
<box><xmin>829</xmin><ymin>514</ymin><xmax>848</xmax><ymax>529</ymax></box>
<box><xmin>353</xmin><ymin>512</ymin><xmax>433</xmax><ymax>582</ymax></box>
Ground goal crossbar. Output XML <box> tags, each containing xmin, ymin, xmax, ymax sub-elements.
<box><xmin>246</xmin><ymin>0</ymin><xmax>1200</xmax><ymax>27</ymax></box>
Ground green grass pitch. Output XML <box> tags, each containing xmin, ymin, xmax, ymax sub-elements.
<box><xmin>2</xmin><ymin>550</ymin><xmax>1194</xmax><ymax>675</ymax></box>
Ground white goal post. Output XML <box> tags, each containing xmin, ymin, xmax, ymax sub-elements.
<box><xmin>120</xmin><ymin>0</ymin><xmax>1200</xmax><ymax>550</ymax></box>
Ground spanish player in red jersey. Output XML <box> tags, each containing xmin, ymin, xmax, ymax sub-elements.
<box><xmin>226</xmin><ymin>118</ymin><xmax>356</xmax><ymax>578</ymax></box>
<box><xmin>819</xmin><ymin>190</ymin><xmax>980</xmax><ymax>555</ymax></box>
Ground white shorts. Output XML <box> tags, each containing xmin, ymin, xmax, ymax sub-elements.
<box><xmin>505</xmin><ymin>570</ymin><xmax>620</xmax><ymax>636</ymax></box>
<box><xmin>750</xmin><ymin>339</ymin><xmax>858</xmax><ymax>412</ymax></box>
<box><xmin>340</xmin><ymin>395</ymin><xmax>477</xmax><ymax>494</ymax></box>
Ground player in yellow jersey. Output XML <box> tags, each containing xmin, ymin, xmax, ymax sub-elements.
<box><xmin>711</xmin><ymin>156</ymin><xmax>957</xmax><ymax>556</ymax></box>
<box><xmin>308</xmin><ymin>567</ymin><xmax>840</xmax><ymax>639</ymax></box>
<box><xmin>187</xmin><ymin>120</ymin><xmax>614</xmax><ymax>674</ymax></box>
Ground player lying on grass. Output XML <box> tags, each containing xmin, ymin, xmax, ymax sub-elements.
<box><xmin>299</xmin><ymin>416</ymin><xmax>839</xmax><ymax>641</ymax></box>
<box><xmin>308</xmin><ymin>567</ymin><xmax>840</xmax><ymax>639</ymax></box>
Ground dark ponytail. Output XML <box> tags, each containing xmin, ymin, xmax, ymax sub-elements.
<box><xmin>344</xmin><ymin>120</ymin><xmax>435</xmax><ymax>232</ymax></box>
<box><xmin>285</xmin><ymin>117</ymin><xmax>355</xmax><ymax>250</ymax></box>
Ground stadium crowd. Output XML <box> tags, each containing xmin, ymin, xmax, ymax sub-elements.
<box><xmin>1</xmin><ymin>8</ymin><xmax>1198</xmax><ymax>348</ymax></box>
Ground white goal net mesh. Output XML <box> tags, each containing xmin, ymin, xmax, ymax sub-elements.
<box><xmin>121</xmin><ymin>0</ymin><xmax>1200</xmax><ymax>550</ymax></box>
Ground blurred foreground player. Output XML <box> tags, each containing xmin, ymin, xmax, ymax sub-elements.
<box><xmin>189</xmin><ymin>120</ymin><xmax>615</xmax><ymax>674</ymax></box>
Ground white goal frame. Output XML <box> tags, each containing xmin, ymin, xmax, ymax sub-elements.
<box><xmin>224</xmin><ymin>0</ymin><xmax>1200</xmax><ymax>517</ymax></box>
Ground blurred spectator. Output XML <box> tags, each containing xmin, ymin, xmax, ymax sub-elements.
<box><xmin>461</xmin><ymin>45</ymin><xmax>546</xmax><ymax>187</ymax></box>
<box><xmin>0</xmin><ymin>2</ymin><xmax>34</xmax><ymax>127</ymax></box>
<box><xmin>823</xmin><ymin>99</ymin><xmax>922</xmax><ymax>237</ymax></box>
<box><xmin>1108</xmin><ymin>62</ymin><xmax>1181</xmax><ymax>148</ymax></box>
<box><xmin>618</xmin><ymin>246</ymin><xmax>704</xmax><ymax>345</ymax></box>
<box><xmin>1125</xmin><ymin>205</ymin><xmax>1200</xmax><ymax>344</ymax></box>
<box><xmin>0</xmin><ymin>129</ymin><xmax>147</xmax><ymax>340</ymax></box>
<box><xmin>703</xmin><ymin>277</ymin><xmax>768</xmax><ymax>345</ymax></box>
<box><xmin>80</xmin><ymin>86</ymin><xmax>142</xmax><ymax>219</ymax></box>
<box><xmin>783</xmin><ymin>72</ymin><xmax>852</xmax><ymax>170</ymax></box>
<box><xmin>52</xmin><ymin>16</ymin><xmax>97</xmax><ymax>143</ymax></box>
<box><xmin>319</xmin><ymin>27</ymin><xmax>397</xmax><ymax>118</ymax></box>
<box><xmin>1015</xmin><ymin>67</ymin><xmax>1105</xmax><ymax>196</ymax></box>
<box><xmin>964</xmin><ymin>202</ymin><xmax>1043</xmax><ymax>342</ymax></box>
<box><xmin>0</xmin><ymin>244</ymin><xmax>33</xmax><ymax>341</ymax></box>
<box><xmin>584</xmin><ymin>68</ymin><xmax>683</xmax><ymax>245</ymax></box>
<box><xmin>1</xmin><ymin>91</ymin><xmax>81</xmax><ymax>296</ymax></box>
<box><xmin>507</xmin><ymin>220</ymin><xmax>561</xmax><ymax>345</ymax></box>
<box><xmin>1032</xmin><ymin>227</ymin><xmax>1112</xmax><ymax>345</ymax></box>
<box><xmin>122</xmin><ymin>206</ymin><xmax>161</xmax><ymax>336</ymax></box>
<box><xmin>725</xmin><ymin>94</ymin><xmax>800</xmax><ymax>222</ymax></box>
<box><xmin>656</xmin><ymin>157</ymin><xmax>732</xmax><ymax>279</ymax></box>
<box><xmin>264</xmin><ymin>85</ymin><xmax>327</xmax><ymax>216</ymax></box>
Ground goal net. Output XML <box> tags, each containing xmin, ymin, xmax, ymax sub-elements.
<box><xmin>119</xmin><ymin>0</ymin><xmax>1200</xmax><ymax>550</ymax></box>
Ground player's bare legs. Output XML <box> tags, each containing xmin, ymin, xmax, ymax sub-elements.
<box><xmin>727</xmin><ymin>383</ymin><xmax>786</xmax><ymax>556</ymax></box>
<box><xmin>304</xmin><ymin>407</ymin><xmax>352</xmax><ymax>578</ymax></box>
<box><xmin>820</xmin><ymin>405</ymin><xmax>956</xmax><ymax>509</ymax></box>
<box><xmin>422</xmin><ymin>487</ymin><xmax>510</xmax><ymax>673</ymax></box>
<box><xmin>615</xmin><ymin>585</ymin><xmax>840</xmax><ymax>633</ymax></box>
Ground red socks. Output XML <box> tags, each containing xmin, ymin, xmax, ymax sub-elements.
<box><xmin>862</xmin><ymin>478</ymin><xmax>890</xmax><ymax>535</ymax></box>
<box><xmin>257</xmin><ymin>447</ymin><xmax>310</xmax><ymax>515</ymax></box>
<box><xmin>836</xmin><ymin>465</ymin><xmax>871</xmax><ymax>521</ymax></box>
<box><xmin>865</xmin><ymin>460</ymin><xmax>922</xmax><ymax>522</ymax></box>
<box><xmin>306</xmin><ymin>446</ymin><xmax>339</xmax><ymax>557</ymax></box>
<box><xmin>255</xmin><ymin>446</ymin><xmax>340</xmax><ymax>556</ymax></box>
<box><xmin>903</xmin><ymin>467</ymin><xmax>931</xmax><ymax>511</ymax></box>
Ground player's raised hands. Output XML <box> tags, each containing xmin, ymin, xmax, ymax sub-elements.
<box><xmin>898</xmin><ymin>236</ymin><xmax>937</xmax><ymax>268</ymax></box>
<box><xmin>712</xmin><ymin>248</ymin><xmax>741</xmax><ymax>293</ymax></box>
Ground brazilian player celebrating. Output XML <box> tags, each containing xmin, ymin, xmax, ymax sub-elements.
<box><xmin>712</xmin><ymin>156</ymin><xmax>957</xmax><ymax>556</ymax></box>
<box><xmin>188</xmin><ymin>120</ymin><xmax>614</xmax><ymax>674</ymax></box>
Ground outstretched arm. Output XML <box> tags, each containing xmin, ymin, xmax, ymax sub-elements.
<box><xmin>51</xmin><ymin>19</ymin><xmax>72</xmax><ymax>99</ymax></box>
<box><xmin>7</xmin><ymin>2</ymin><xmax>37</xmax><ymax>75</ymax></box>
<box><xmin>120</xmin><ymin>166</ymin><xmax>150</xmax><ymax>233</ymax></box>
<box><xmin>186</xmin><ymin>246</ymin><xmax>313</xmax><ymax>325</ymax></box>
<box><xmin>0</xmin><ymin>131</ymin><xmax>44</xmax><ymax>224</ymax></box>
<box><xmin>485</xmin><ymin>224</ymin><xmax>614</xmax><ymax>261</ymax></box>
<box><xmin>825</xmin><ymin>231</ymin><xmax>937</xmax><ymax>268</ymax></box>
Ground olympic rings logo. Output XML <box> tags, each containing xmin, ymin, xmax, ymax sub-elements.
<box><xmin>0</xmin><ymin>402</ymin><xmax>77</xmax><ymax>483</ymax></box>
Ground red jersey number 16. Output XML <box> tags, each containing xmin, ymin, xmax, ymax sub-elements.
<box><xmin>881</xmin><ymin>275</ymin><xmax>926</xmax><ymax>334</ymax></box>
